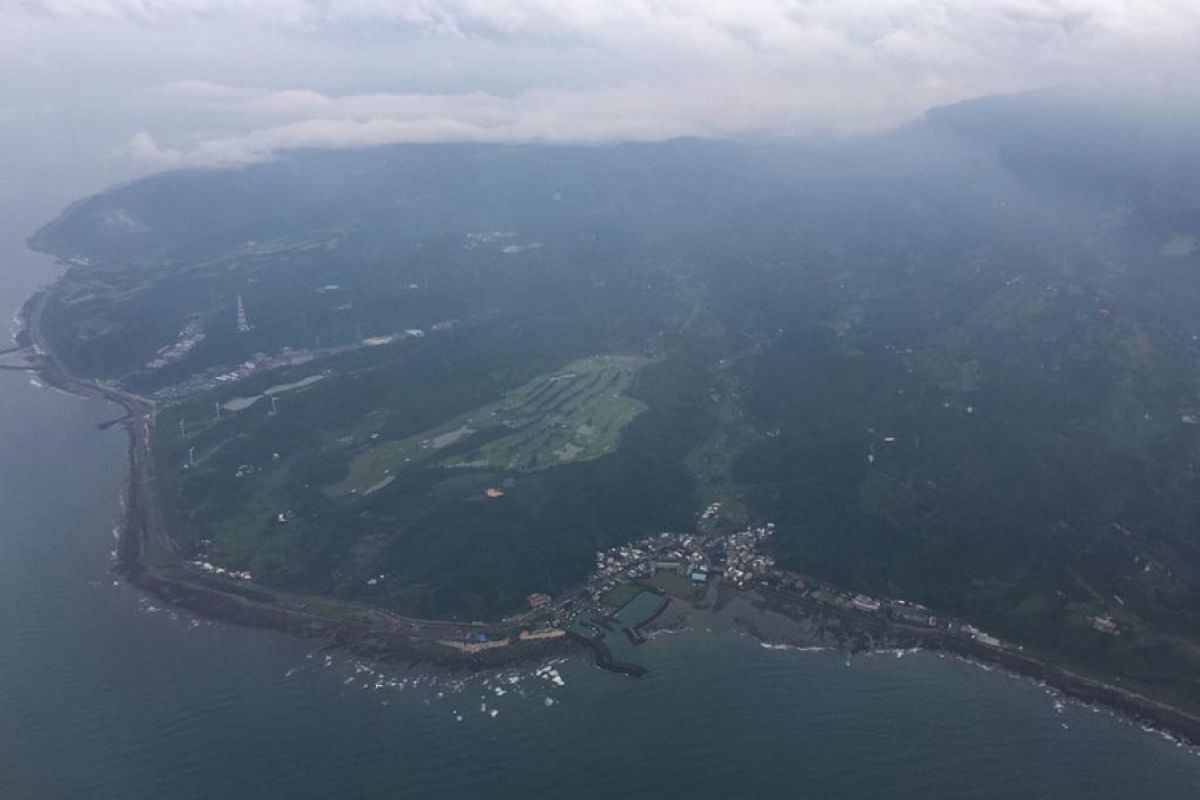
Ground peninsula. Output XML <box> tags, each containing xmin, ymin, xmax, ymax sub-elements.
<box><xmin>19</xmin><ymin>96</ymin><xmax>1200</xmax><ymax>742</ymax></box>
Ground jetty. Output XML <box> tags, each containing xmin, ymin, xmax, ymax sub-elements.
<box><xmin>568</xmin><ymin>590</ymin><xmax>668</xmax><ymax>676</ymax></box>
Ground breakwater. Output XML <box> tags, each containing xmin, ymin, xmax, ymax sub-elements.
<box><xmin>568</xmin><ymin>591</ymin><xmax>669</xmax><ymax>676</ymax></box>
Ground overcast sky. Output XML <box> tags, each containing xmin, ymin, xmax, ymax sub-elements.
<box><xmin>3</xmin><ymin>1</ymin><xmax>1199</xmax><ymax>174</ymax></box>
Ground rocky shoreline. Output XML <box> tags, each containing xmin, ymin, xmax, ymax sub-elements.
<box><xmin>15</xmin><ymin>288</ymin><xmax>577</xmax><ymax>674</ymax></box>
<box><xmin>13</xmin><ymin>286</ymin><xmax>1200</xmax><ymax>746</ymax></box>
<box><xmin>643</xmin><ymin>585</ymin><xmax>1200</xmax><ymax>747</ymax></box>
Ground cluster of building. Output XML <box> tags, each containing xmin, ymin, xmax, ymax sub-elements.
<box><xmin>589</xmin><ymin>542</ymin><xmax>655</xmax><ymax>597</ymax></box>
<box><xmin>155</xmin><ymin>346</ymin><xmax>319</xmax><ymax>402</ymax></box>
<box><xmin>154</xmin><ymin>318</ymin><xmax>458</xmax><ymax>405</ymax></box>
<box><xmin>463</xmin><ymin>230</ymin><xmax>516</xmax><ymax>249</ymax></box>
<box><xmin>145</xmin><ymin>317</ymin><xmax>205</xmax><ymax>370</ymax></box>
<box><xmin>361</xmin><ymin>328</ymin><xmax>426</xmax><ymax>347</ymax></box>
<box><xmin>581</xmin><ymin>524</ymin><xmax>778</xmax><ymax>603</ymax></box>
<box><xmin>722</xmin><ymin>524</ymin><xmax>776</xmax><ymax>588</ymax></box>
<box><xmin>187</xmin><ymin>558</ymin><xmax>253</xmax><ymax>582</ymax></box>
<box><xmin>519</xmin><ymin>521</ymin><xmax>1030</xmax><ymax>656</ymax></box>
<box><xmin>211</xmin><ymin>348</ymin><xmax>316</xmax><ymax>386</ymax></box>
<box><xmin>561</xmin><ymin>514</ymin><xmax>1018</xmax><ymax>655</ymax></box>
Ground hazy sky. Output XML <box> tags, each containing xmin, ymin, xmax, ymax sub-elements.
<box><xmin>3</xmin><ymin>1</ymin><xmax>1199</xmax><ymax>172</ymax></box>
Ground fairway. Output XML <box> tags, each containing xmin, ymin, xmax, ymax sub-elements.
<box><xmin>331</xmin><ymin>354</ymin><xmax>650</xmax><ymax>495</ymax></box>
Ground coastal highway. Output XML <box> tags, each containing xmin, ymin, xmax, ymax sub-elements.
<box><xmin>22</xmin><ymin>291</ymin><xmax>164</xmax><ymax>566</ymax></box>
<box><xmin>19</xmin><ymin>289</ymin><xmax>575</xmax><ymax>656</ymax></box>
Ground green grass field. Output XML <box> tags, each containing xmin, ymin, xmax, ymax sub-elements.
<box><xmin>330</xmin><ymin>354</ymin><xmax>650</xmax><ymax>495</ymax></box>
<box><xmin>600</xmin><ymin>582</ymin><xmax>643</xmax><ymax>608</ymax></box>
<box><xmin>649</xmin><ymin>570</ymin><xmax>700</xmax><ymax>597</ymax></box>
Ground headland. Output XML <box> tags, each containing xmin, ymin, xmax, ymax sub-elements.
<box><xmin>13</xmin><ymin>286</ymin><xmax>1200</xmax><ymax>746</ymax></box>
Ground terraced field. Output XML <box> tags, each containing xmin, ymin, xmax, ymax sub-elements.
<box><xmin>330</xmin><ymin>354</ymin><xmax>650</xmax><ymax>495</ymax></box>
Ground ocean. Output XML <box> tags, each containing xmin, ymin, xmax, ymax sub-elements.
<box><xmin>2</xmin><ymin>175</ymin><xmax>1200</xmax><ymax>800</ymax></box>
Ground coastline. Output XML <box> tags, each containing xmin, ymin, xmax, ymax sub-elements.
<box><xmin>13</xmin><ymin>284</ymin><xmax>1200</xmax><ymax>747</ymax></box>
<box><xmin>13</xmin><ymin>288</ymin><xmax>576</xmax><ymax>673</ymax></box>
<box><xmin>648</xmin><ymin>586</ymin><xmax>1200</xmax><ymax>748</ymax></box>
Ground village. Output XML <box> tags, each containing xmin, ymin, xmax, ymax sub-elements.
<box><xmin>509</xmin><ymin>500</ymin><xmax>1045</xmax><ymax>665</ymax></box>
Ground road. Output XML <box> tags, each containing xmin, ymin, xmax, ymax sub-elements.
<box><xmin>22</xmin><ymin>289</ymin><xmax>582</xmax><ymax>645</ymax></box>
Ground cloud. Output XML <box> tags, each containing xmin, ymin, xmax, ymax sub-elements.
<box><xmin>126</xmin><ymin>130</ymin><xmax>185</xmax><ymax>166</ymax></box>
<box><xmin>20</xmin><ymin>1</ymin><xmax>1199</xmax><ymax>47</ymax></box>
<box><xmin>7</xmin><ymin>2</ymin><xmax>1200</xmax><ymax>168</ymax></box>
<box><xmin>134</xmin><ymin>82</ymin><xmax>723</xmax><ymax>165</ymax></box>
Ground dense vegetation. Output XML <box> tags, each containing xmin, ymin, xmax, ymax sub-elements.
<box><xmin>30</xmin><ymin>91</ymin><xmax>1200</xmax><ymax>709</ymax></box>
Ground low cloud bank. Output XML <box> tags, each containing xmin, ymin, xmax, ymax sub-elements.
<box><xmin>7</xmin><ymin>2</ymin><xmax>1199</xmax><ymax>167</ymax></box>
